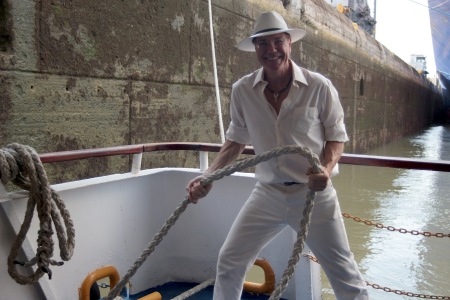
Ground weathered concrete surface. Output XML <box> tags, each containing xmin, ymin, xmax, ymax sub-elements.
<box><xmin>0</xmin><ymin>0</ymin><xmax>442</xmax><ymax>183</ymax></box>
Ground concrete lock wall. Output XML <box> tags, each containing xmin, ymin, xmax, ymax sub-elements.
<box><xmin>0</xmin><ymin>0</ymin><xmax>441</xmax><ymax>183</ymax></box>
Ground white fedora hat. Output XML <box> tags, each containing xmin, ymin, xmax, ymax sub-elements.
<box><xmin>237</xmin><ymin>11</ymin><xmax>306</xmax><ymax>52</ymax></box>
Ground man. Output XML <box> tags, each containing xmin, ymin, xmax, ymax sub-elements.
<box><xmin>186</xmin><ymin>11</ymin><xmax>369</xmax><ymax>300</ymax></box>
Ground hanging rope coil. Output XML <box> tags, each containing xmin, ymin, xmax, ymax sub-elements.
<box><xmin>106</xmin><ymin>144</ymin><xmax>321</xmax><ymax>299</ymax></box>
<box><xmin>0</xmin><ymin>143</ymin><xmax>75</xmax><ymax>285</ymax></box>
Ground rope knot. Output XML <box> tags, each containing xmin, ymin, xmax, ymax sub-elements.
<box><xmin>0</xmin><ymin>147</ymin><xmax>21</xmax><ymax>185</ymax></box>
<box><xmin>1</xmin><ymin>143</ymin><xmax>75</xmax><ymax>285</ymax></box>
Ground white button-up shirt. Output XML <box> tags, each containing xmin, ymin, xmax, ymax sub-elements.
<box><xmin>225</xmin><ymin>61</ymin><xmax>349</xmax><ymax>184</ymax></box>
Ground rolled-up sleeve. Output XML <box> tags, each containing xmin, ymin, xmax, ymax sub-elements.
<box><xmin>226</xmin><ymin>121</ymin><xmax>251</xmax><ymax>144</ymax></box>
<box><xmin>225</xmin><ymin>83</ymin><xmax>251</xmax><ymax>144</ymax></box>
<box><xmin>324</xmin><ymin>121</ymin><xmax>348</xmax><ymax>142</ymax></box>
<box><xmin>321</xmin><ymin>80</ymin><xmax>349</xmax><ymax>142</ymax></box>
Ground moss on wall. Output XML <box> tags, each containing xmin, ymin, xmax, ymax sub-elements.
<box><xmin>0</xmin><ymin>0</ymin><xmax>441</xmax><ymax>183</ymax></box>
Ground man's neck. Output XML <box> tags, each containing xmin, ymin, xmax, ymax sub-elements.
<box><xmin>264</xmin><ymin>60</ymin><xmax>292</xmax><ymax>87</ymax></box>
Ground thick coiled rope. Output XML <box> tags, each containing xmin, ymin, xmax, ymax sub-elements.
<box><xmin>107</xmin><ymin>144</ymin><xmax>321</xmax><ymax>300</ymax></box>
<box><xmin>0</xmin><ymin>143</ymin><xmax>75</xmax><ymax>285</ymax></box>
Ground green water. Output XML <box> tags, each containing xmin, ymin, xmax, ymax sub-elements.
<box><xmin>322</xmin><ymin>125</ymin><xmax>450</xmax><ymax>299</ymax></box>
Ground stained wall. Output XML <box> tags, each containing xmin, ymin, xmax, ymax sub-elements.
<box><xmin>0</xmin><ymin>0</ymin><xmax>441</xmax><ymax>182</ymax></box>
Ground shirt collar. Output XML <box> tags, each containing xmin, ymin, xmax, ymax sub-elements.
<box><xmin>292</xmin><ymin>61</ymin><xmax>308</xmax><ymax>87</ymax></box>
<box><xmin>252</xmin><ymin>59</ymin><xmax>308</xmax><ymax>89</ymax></box>
<box><xmin>253</xmin><ymin>67</ymin><xmax>265</xmax><ymax>88</ymax></box>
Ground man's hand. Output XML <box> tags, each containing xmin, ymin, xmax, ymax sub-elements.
<box><xmin>186</xmin><ymin>175</ymin><xmax>213</xmax><ymax>204</ymax></box>
<box><xmin>306</xmin><ymin>166</ymin><xmax>330</xmax><ymax>191</ymax></box>
<box><xmin>185</xmin><ymin>140</ymin><xmax>244</xmax><ymax>203</ymax></box>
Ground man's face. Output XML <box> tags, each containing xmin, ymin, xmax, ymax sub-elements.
<box><xmin>253</xmin><ymin>33</ymin><xmax>292</xmax><ymax>72</ymax></box>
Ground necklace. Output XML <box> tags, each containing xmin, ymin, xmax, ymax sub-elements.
<box><xmin>265</xmin><ymin>76</ymin><xmax>292</xmax><ymax>102</ymax></box>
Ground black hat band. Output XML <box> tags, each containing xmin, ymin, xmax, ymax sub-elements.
<box><xmin>254</xmin><ymin>27</ymin><xmax>284</xmax><ymax>35</ymax></box>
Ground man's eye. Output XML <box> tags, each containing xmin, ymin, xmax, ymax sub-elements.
<box><xmin>258</xmin><ymin>41</ymin><xmax>268</xmax><ymax>47</ymax></box>
<box><xmin>274</xmin><ymin>40</ymin><xmax>283</xmax><ymax>46</ymax></box>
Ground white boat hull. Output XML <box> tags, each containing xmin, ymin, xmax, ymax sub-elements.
<box><xmin>1</xmin><ymin>168</ymin><xmax>321</xmax><ymax>299</ymax></box>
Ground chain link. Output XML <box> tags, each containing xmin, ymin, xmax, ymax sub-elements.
<box><xmin>308</xmin><ymin>213</ymin><xmax>450</xmax><ymax>298</ymax></box>
<box><xmin>342</xmin><ymin>212</ymin><xmax>450</xmax><ymax>238</ymax></box>
<box><xmin>302</xmin><ymin>255</ymin><xmax>450</xmax><ymax>299</ymax></box>
<box><xmin>366</xmin><ymin>282</ymin><xmax>450</xmax><ymax>299</ymax></box>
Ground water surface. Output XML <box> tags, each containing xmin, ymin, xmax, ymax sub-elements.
<box><xmin>322</xmin><ymin>125</ymin><xmax>450</xmax><ymax>299</ymax></box>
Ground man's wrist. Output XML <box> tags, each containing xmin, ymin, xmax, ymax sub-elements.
<box><xmin>322</xmin><ymin>166</ymin><xmax>332</xmax><ymax>177</ymax></box>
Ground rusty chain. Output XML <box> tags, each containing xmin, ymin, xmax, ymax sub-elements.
<box><xmin>366</xmin><ymin>282</ymin><xmax>450</xmax><ymax>299</ymax></box>
<box><xmin>302</xmin><ymin>254</ymin><xmax>450</xmax><ymax>299</ymax></box>
<box><xmin>342</xmin><ymin>212</ymin><xmax>450</xmax><ymax>238</ymax></box>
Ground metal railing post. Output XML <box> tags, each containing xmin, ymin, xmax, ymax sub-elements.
<box><xmin>199</xmin><ymin>151</ymin><xmax>209</xmax><ymax>172</ymax></box>
<box><xmin>131</xmin><ymin>153</ymin><xmax>143</xmax><ymax>174</ymax></box>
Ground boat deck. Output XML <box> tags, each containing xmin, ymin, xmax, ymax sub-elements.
<box><xmin>131</xmin><ymin>282</ymin><xmax>287</xmax><ymax>300</ymax></box>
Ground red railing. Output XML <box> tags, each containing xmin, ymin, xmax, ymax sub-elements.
<box><xmin>38</xmin><ymin>142</ymin><xmax>450</xmax><ymax>172</ymax></box>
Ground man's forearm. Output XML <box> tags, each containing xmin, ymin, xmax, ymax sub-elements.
<box><xmin>205</xmin><ymin>140</ymin><xmax>246</xmax><ymax>174</ymax></box>
<box><xmin>322</xmin><ymin>141</ymin><xmax>344</xmax><ymax>174</ymax></box>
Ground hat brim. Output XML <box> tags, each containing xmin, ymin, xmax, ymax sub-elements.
<box><xmin>236</xmin><ymin>28</ymin><xmax>306</xmax><ymax>52</ymax></box>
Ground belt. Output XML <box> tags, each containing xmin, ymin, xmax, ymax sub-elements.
<box><xmin>283</xmin><ymin>182</ymin><xmax>301</xmax><ymax>186</ymax></box>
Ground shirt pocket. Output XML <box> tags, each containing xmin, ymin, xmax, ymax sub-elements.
<box><xmin>292</xmin><ymin>107</ymin><xmax>320</xmax><ymax>134</ymax></box>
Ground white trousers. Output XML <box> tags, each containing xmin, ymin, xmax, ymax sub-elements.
<box><xmin>213</xmin><ymin>181</ymin><xmax>369</xmax><ymax>300</ymax></box>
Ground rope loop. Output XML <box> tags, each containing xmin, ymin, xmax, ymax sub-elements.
<box><xmin>107</xmin><ymin>144</ymin><xmax>321</xmax><ymax>299</ymax></box>
<box><xmin>0</xmin><ymin>143</ymin><xmax>75</xmax><ymax>285</ymax></box>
